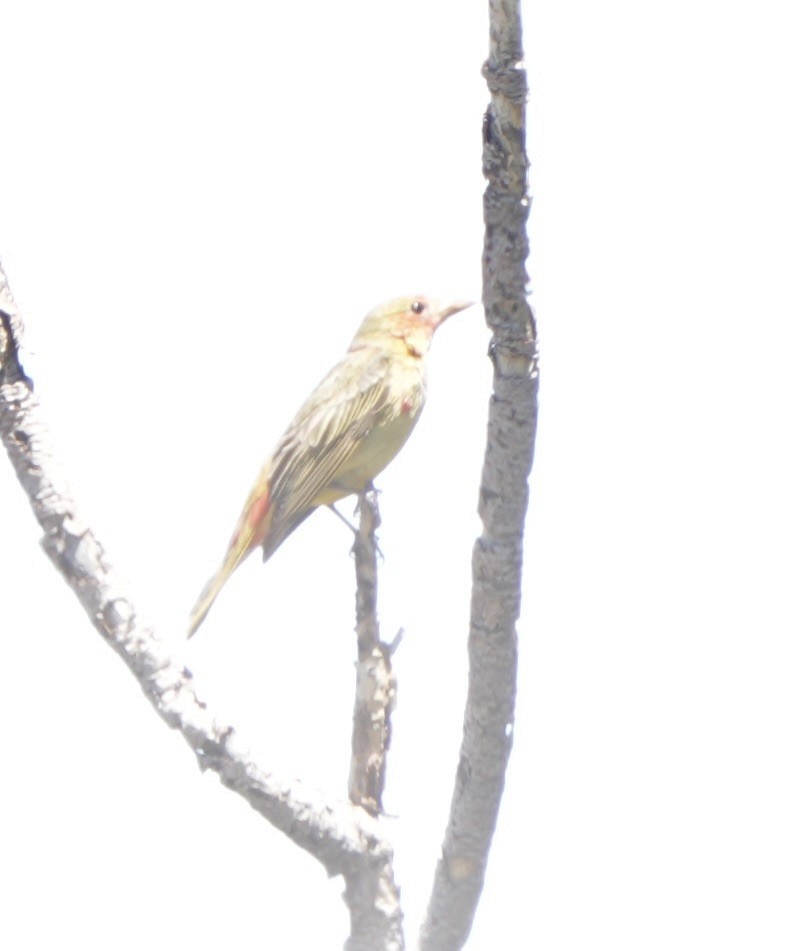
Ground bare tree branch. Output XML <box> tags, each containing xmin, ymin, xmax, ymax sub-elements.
<box><xmin>419</xmin><ymin>0</ymin><xmax>538</xmax><ymax>946</ymax></box>
<box><xmin>343</xmin><ymin>487</ymin><xmax>403</xmax><ymax>946</ymax></box>
<box><xmin>344</xmin><ymin>855</ymin><xmax>403</xmax><ymax>951</ymax></box>
<box><xmin>349</xmin><ymin>488</ymin><xmax>398</xmax><ymax>817</ymax></box>
<box><xmin>0</xmin><ymin>264</ymin><xmax>404</xmax><ymax>950</ymax></box>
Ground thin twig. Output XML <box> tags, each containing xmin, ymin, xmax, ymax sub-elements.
<box><xmin>348</xmin><ymin>487</ymin><xmax>398</xmax><ymax>817</ymax></box>
<box><xmin>343</xmin><ymin>487</ymin><xmax>403</xmax><ymax>948</ymax></box>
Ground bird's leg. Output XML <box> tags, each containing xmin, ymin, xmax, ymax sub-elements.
<box><xmin>328</xmin><ymin>486</ymin><xmax>384</xmax><ymax>560</ymax></box>
<box><xmin>328</xmin><ymin>503</ymin><xmax>357</xmax><ymax>535</ymax></box>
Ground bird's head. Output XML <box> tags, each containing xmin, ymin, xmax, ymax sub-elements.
<box><xmin>350</xmin><ymin>296</ymin><xmax>473</xmax><ymax>358</ymax></box>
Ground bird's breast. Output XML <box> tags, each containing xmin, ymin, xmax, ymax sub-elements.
<box><xmin>324</xmin><ymin>364</ymin><xmax>426</xmax><ymax>498</ymax></box>
<box><xmin>326</xmin><ymin>408</ymin><xmax>422</xmax><ymax>497</ymax></box>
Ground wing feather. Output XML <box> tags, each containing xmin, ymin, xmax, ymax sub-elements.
<box><xmin>262</xmin><ymin>349</ymin><xmax>394</xmax><ymax>557</ymax></box>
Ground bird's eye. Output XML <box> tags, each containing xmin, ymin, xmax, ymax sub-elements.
<box><xmin>411</xmin><ymin>300</ymin><xmax>426</xmax><ymax>314</ymax></box>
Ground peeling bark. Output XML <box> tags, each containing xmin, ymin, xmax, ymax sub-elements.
<box><xmin>348</xmin><ymin>489</ymin><xmax>398</xmax><ymax>817</ymax></box>
<box><xmin>344</xmin><ymin>487</ymin><xmax>404</xmax><ymax>946</ymax></box>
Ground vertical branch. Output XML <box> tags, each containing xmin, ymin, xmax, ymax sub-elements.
<box><xmin>348</xmin><ymin>487</ymin><xmax>397</xmax><ymax>815</ymax></box>
<box><xmin>420</xmin><ymin>0</ymin><xmax>538</xmax><ymax>947</ymax></box>
<box><xmin>344</xmin><ymin>858</ymin><xmax>404</xmax><ymax>951</ymax></box>
<box><xmin>343</xmin><ymin>487</ymin><xmax>403</xmax><ymax>949</ymax></box>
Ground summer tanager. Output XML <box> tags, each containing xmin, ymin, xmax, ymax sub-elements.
<box><xmin>187</xmin><ymin>295</ymin><xmax>471</xmax><ymax>637</ymax></box>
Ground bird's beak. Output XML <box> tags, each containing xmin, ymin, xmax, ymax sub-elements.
<box><xmin>432</xmin><ymin>300</ymin><xmax>474</xmax><ymax>328</ymax></box>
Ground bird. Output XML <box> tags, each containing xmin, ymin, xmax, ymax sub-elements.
<box><xmin>186</xmin><ymin>295</ymin><xmax>472</xmax><ymax>638</ymax></box>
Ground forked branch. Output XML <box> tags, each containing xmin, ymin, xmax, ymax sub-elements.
<box><xmin>0</xmin><ymin>266</ymin><xmax>404</xmax><ymax>950</ymax></box>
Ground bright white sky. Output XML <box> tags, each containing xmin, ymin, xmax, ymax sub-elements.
<box><xmin>2</xmin><ymin>1</ymin><xmax>787</xmax><ymax>948</ymax></box>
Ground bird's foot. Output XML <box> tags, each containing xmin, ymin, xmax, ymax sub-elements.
<box><xmin>354</xmin><ymin>482</ymin><xmax>381</xmax><ymax>515</ymax></box>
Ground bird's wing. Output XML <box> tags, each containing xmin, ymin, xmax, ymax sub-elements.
<box><xmin>262</xmin><ymin>348</ymin><xmax>393</xmax><ymax>557</ymax></box>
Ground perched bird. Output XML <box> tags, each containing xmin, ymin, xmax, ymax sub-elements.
<box><xmin>187</xmin><ymin>295</ymin><xmax>471</xmax><ymax>637</ymax></box>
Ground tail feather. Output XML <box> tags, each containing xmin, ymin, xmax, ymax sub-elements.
<box><xmin>187</xmin><ymin>479</ymin><xmax>272</xmax><ymax>638</ymax></box>
<box><xmin>186</xmin><ymin>546</ymin><xmax>246</xmax><ymax>639</ymax></box>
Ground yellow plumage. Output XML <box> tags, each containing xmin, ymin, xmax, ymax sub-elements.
<box><xmin>187</xmin><ymin>295</ymin><xmax>470</xmax><ymax>637</ymax></box>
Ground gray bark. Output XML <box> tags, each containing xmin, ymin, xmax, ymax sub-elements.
<box><xmin>348</xmin><ymin>489</ymin><xmax>399</xmax><ymax>818</ymax></box>
<box><xmin>0</xmin><ymin>263</ymin><xmax>403</xmax><ymax>950</ymax></box>
<box><xmin>419</xmin><ymin>0</ymin><xmax>538</xmax><ymax>946</ymax></box>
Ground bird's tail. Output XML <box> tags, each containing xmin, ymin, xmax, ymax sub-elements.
<box><xmin>186</xmin><ymin>478</ymin><xmax>272</xmax><ymax>638</ymax></box>
<box><xmin>186</xmin><ymin>544</ymin><xmax>248</xmax><ymax>639</ymax></box>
